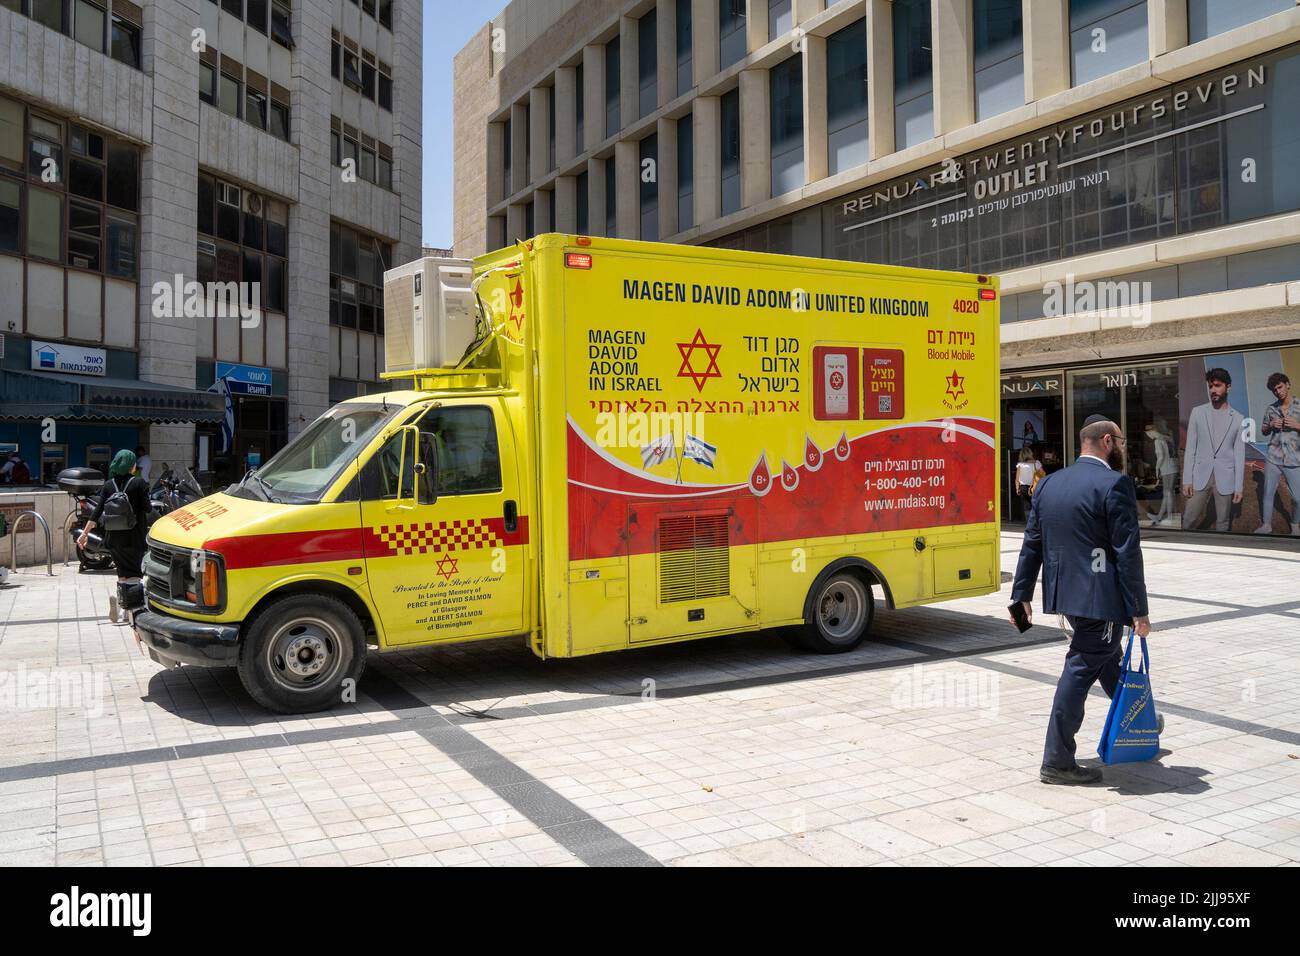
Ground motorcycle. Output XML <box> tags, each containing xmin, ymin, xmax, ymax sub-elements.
<box><xmin>58</xmin><ymin>468</ymin><xmax>115</xmax><ymax>572</ymax></box>
<box><xmin>149</xmin><ymin>466</ymin><xmax>204</xmax><ymax>520</ymax></box>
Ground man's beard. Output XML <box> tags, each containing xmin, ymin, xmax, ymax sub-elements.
<box><xmin>1107</xmin><ymin>446</ymin><xmax>1126</xmax><ymax>472</ymax></box>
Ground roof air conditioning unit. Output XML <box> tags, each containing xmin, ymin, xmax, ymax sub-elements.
<box><xmin>383</xmin><ymin>257</ymin><xmax>477</xmax><ymax>374</ymax></box>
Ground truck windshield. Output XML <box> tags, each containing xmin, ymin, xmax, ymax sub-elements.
<box><xmin>233</xmin><ymin>403</ymin><xmax>398</xmax><ymax>503</ymax></box>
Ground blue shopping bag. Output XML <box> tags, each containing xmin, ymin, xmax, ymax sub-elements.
<box><xmin>1097</xmin><ymin>629</ymin><xmax>1160</xmax><ymax>764</ymax></box>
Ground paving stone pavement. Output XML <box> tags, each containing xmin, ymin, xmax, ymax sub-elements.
<box><xmin>1</xmin><ymin>531</ymin><xmax>1298</xmax><ymax>867</ymax></box>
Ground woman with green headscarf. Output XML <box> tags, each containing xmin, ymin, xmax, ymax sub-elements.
<box><xmin>79</xmin><ymin>449</ymin><xmax>151</xmax><ymax>613</ymax></box>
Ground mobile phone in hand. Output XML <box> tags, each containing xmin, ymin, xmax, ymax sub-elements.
<box><xmin>1008</xmin><ymin>601</ymin><xmax>1031</xmax><ymax>633</ymax></box>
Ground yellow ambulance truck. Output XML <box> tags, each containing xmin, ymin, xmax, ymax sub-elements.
<box><xmin>135</xmin><ymin>235</ymin><xmax>1002</xmax><ymax>712</ymax></box>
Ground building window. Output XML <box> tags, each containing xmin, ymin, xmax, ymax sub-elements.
<box><xmin>271</xmin><ymin>1</ymin><xmax>295</xmax><ymax>48</ymax></box>
<box><xmin>270</xmin><ymin>98</ymin><xmax>290</xmax><ymax>141</ymax></box>
<box><xmin>246</xmin><ymin>89</ymin><xmax>268</xmax><ymax>131</ymax></box>
<box><xmin>343</xmin><ymin>50</ymin><xmax>363</xmax><ymax>91</ymax></box>
<box><xmin>678</xmin><ymin>113</ymin><xmax>694</xmax><ymax>231</ymax></box>
<box><xmin>1070</xmin><ymin>0</ymin><xmax>1148</xmax><ymax>87</ymax></box>
<box><xmin>198</xmin><ymin>173</ymin><xmax>288</xmax><ymax>319</ymax></box>
<box><xmin>605</xmin><ymin>160</ymin><xmax>617</xmax><ymax>236</ymax></box>
<box><xmin>378</xmin><ymin>0</ymin><xmax>392</xmax><ymax>30</ymax></box>
<box><xmin>827</xmin><ymin>19</ymin><xmax>868</xmax><ymax>175</ymax></box>
<box><xmin>575</xmin><ymin>62</ymin><xmax>585</xmax><ymax>147</ymax></box>
<box><xmin>638</xmin><ymin>8</ymin><xmax>658</xmax><ymax>119</ymax></box>
<box><xmin>576</xmin><ymin>170</ymin><xmax>589</xmax><ymax>234</ymax></box>
<box><xmin>0</xmin><ymin>96</ymin><xmax>140</xmax><ymax>281</ymax></box>
<box><xmin>330</xmin><ymin>222</ymin><xmax>392</xmax><ymax>335</ymax></box>
<box><xmin>547</xmin><ymin>87</ymin><xmax>556</xmax><ymax>171</ymax></box>
<box><xmin>719</xmin><ymin>0</ymin><xmax>747</xmax><ymax>70</ymax></box>
<box><xmin>770</xmin><ymin>56</ymin><xmax>803</xmax><ymax>196</ymax></box>
<box><xmin>30</xmin><ymin>0</ymin><xmax>67</xmax><ymax>33</ymax></box>
<box><xmin>974</xmin><ymin>0</ymin><xmax>1024</xmax><ymax>122</ymax></box>
<box><xmin>73</xmin><ymin>0</ymin><xmax>106</xmax><ymax>53</ymax></box>
<box><xmin>676</xmin><ymin>0</ymin><xmax>693</xmax><ymax>97</ymax></box>
<box><xmin>720</xmin><ymin>87</ymin><xmax>741</xmax><ymax>215</ymax></box>
<box><xmin>222</xmin><ymin>0</ymin><xmax>242</xmax><ymax>17</ymax></box>
<box><xmin>769</xmin><ymin>0</ymin><xmax>792</xmax><ymax>40</ymax></box>
<box><xmin>246</xmin><ymin>0</ymin><xmax>268</xmax><ymax>33</ymax></box>
<box><xmin>502</xmin><ymin>117</ymin><xmax>512</xmax><ymax>192</ymax></box>
<box><xmin>200</xmin><ymin>62</ymin><xmax>217</xmax><ymax>104</ymax></box>
<box><xmin>605</xmin><ymin>36</ymin><xmax>621</xmax><ymax>137</ymax></box>
<box><xmin>220</xmin><ymin>69</ymin><xmax>243</xmax><ymax>119</ymax></box>
<box><xmin>331</xmin><ymin>35</ymin><xmax>341</xmax><ymax>80</ymax></box>
<box><xmin>378</xmin><ymin>63</ymin><xmax>393</xmax><ymax>112</ymax></box>
<box><xmin>109</xmin><ymin>9</ymin><xmax>141</xmax><ymax>69</ymax></box>
<box><xmin>330</xmin><ymin>118</ymin><xmax>395</xmax><ymax>190</ymax></box>
<box><xmin>639</xmin><ymin>134</ymin><xmax>658</xmax><ymax>241</ymax></box>
<box><xmin>893</xmin><ymin>0</ymin><xmax>933</xmax><ymax>149</ymax></box>
<box><xmin>1188</xmin><ymin>0</ymin><xmax>1293</xmax><ymax>42</ymax></box>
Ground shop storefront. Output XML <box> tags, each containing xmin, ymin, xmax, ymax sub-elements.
<box><xmin>1002</xmin><ymin>342</ymin><xmax>1300</xmax><ymax>537</ymax></box>
<box><xmin>195</xmin><ymin>361</ymin><xmax>289</xmax><ymax>488</ymax></box>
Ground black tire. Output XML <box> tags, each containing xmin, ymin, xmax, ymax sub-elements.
<box><xmin>236</xmin><ymin>593</ymin><xmax>367</xmax><ymax>714</ymax></box>
<box><xmin>797</xmin><ymin>571</ymin><xmax>875</xmax><ymax>653</ymax></box>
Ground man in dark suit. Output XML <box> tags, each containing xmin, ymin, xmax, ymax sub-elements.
<box><xmin>1011</xmin><ymin>416</ymin><xmax>1154</xmax><ymax>785</ymax></box>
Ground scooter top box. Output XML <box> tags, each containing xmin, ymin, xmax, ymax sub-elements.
<box><xmin>56</xmin><ymin>467</ymin><xmax>105</xmax><ymax>495</ymax></box>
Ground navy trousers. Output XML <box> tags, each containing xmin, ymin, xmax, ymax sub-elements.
<box><xmin>1042</xmin><ymin>618</ymin><xmax>1127</xmax><ymax>770</ymax></box>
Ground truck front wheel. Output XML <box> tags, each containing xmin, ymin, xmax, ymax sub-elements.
<box><xmin>237</xmin><ymin>594</ymin><xmax>367</xmax><ymax>713</ymax></box>
<box><xmin>798</xmin><ymin>572</ymin><xmax>874</xmax><ymax>653</ymax></box>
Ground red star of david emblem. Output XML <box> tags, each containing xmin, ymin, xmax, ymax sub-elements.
<box><xmin>830</xmin><ymin>370</ymin><xmax>845</xmax><ymax>391</ymax></box>
<box><xmin>435</xmin><ymin>553</ymin><xmax>460</xmax><ymax>581</ymax></box>
<box><xmin>945</xmin><ymin>369</ymin><xmax>966</xmax><ymax>402</ymax></box>
<box><xmin>676</xmin><ymin>330</ymin><xmax>722</xmax><ymax>392</ymax></box>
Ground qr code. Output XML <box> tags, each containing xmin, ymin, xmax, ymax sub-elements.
<box><xmin>878</xmin><ymin>395</ymin><xmax>892</xmax><ymax>413</ymax></box>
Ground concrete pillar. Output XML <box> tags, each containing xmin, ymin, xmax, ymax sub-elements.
<box><xmin>932</xmin><ymin>0</ymin><xmax>973</xmax><ymax>135</ymax></box>
<box><xmin>620</xmin><ymin>16</ymin><xmax>638</xmax><ymax>131</ymax></box>
<box><xmin>802</xmin><ymin>33</ymin><xmax>828</xmax><ymax>184</ymax></box>
<box><xmin>692</xmin><ymin>0</ymin><xmax>719</xmax><ymax>82</ymax></box>
<box><xmin>510</xmin><ymin>101</ymin><xmax>529</xmax><ymax>196</ymax></box>
<box><xmin>139</xmin><ymin>0</ymin><xmax>201</xmax><ymax>466</ymax></box>
<box><xmin>656</xmin><ymin>116</ymin><xmax>680</xmax><ymax>237</ymax></box>
<box><xmin>615</xmin><ymin>140</ymin><xmax>640</xmax><ymax>238</ymax></box>
<box><xmin>506</xmin><ymin>203</ymin><xmax>527</xmax><ymax>243</ymax></box>
<box><xmin>583</xmin><ymin>44</ymin><xmax>606</xmax><ymax>148</ymax></box>
<box><xmin>745</xmin><ymin>0</ymin><xmax>767</xmax><ymax>50</ymax></box>
<box><xmin>1149</xmin><ymin>0</ymin><xmax>1188</xmax><ymax>59</ymax></box>
<box><xmin>555</xmin><ymin>66</ymin><xmax>579</xmax><ymax>163</ymax></box>
<box><xmin>793</xmin><ymin>0</ymin><xmax>825</xmax><ymax>25</ymax></box>
<box><xmin>588</xmin><ymin>157</ymin><xmax>608</xmax><ymax>237</ymax></box>
<box><xmin>740</xmin><ymin>68</ymin><xmax>770</xmax><ymax>208</ymax></box>
<box><xmin>530</xmin><ymin>86</ymin><xmax>552</xmax><ymax>180</ymax></box>
<box><xmin>1024</xmin><ymin>0</ymin><xmax>1070</xmax><ymax>102</ymax></box>
<box><xmin>694</xmin><ymin>96</ymin><xmax>722</xmax><ymax>224</ymax></box>
<box><xmin>487</xmin><ymin>121</ymin><xmax>506</xmax><ymax>206</ymax></box>
<box><xmin>534</xmin><ymin>188</ymin><xmax>554</xmax><ymax>235</ymax></box>
<box><xmin>555</xmin><ymin>175</ymin><xmax>579</xmax><ymax>232</ymax></box>
<box><xmin>657</xmin><ymin>0</ymin><xmax>677</xmax><ymax>108</ymax></box>
<box><xmin>866</xmin><ymin>0</ymin><xmax>894</xmax><ymax>160</ymax></box>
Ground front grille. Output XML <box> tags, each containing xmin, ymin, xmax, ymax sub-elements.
<box><xmin>144</xmin><ymin>540</ymin><xmax>190</xmax><ymax>605</ymax></box>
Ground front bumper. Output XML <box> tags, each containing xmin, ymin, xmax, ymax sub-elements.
<box><xmin>134</xmin><ymin>610</ymin><xmax>240</xmax><ymax>669</ymax></box>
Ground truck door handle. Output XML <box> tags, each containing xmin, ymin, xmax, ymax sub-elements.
<box><xmin>503</xmin><ymin>499</ymin><xmax>518</xmax><ymax>534</ymax></box>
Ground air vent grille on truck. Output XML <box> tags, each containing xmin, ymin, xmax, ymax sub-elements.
<box><xmin>657</xmin><ymin>514</ymin><xmax>730</xmax><ymax>604</ymax></box>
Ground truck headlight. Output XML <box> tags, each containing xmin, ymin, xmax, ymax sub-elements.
<box><xmin>185</xmin><ymin>551</ymin><xmax>225</xmax><ymax>609</ymax></box>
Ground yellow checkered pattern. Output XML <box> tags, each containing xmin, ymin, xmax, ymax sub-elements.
<box><xmin>377</xmin><ymin>520</ymin><xmax>501</xmax><ymax>556</ymax></box>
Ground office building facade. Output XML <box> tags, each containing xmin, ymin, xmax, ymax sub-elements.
<box><xmin>454</xmin><ymin>0</ymin><xmax>1300</xmax><ymax>537</ymax></box>
<box><xmin>0</xmin><ymin>0</ymin><xmax>421</xmax><ymax>487</ymax></box>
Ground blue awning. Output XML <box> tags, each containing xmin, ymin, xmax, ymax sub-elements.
<box><xmin>0</xmin><ymin>368</ymin><xmax>226</xmax><ymax>425</ymax></box>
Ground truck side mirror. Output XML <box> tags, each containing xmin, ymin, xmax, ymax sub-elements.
<box><xmin>393</xmin><ymin>424</ymin><xmax>422</xmax><ymax>509</ymax></box>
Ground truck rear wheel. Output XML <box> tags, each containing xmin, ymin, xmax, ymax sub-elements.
<box><xmin>798</xmin><ymin>572</ymin><xmax>874</xmax><ymax>653</ymax></box>
<box><xmin>236</xmin><ymin>594</ymin><xmax>367</xmax><ymax>714</ymax></box>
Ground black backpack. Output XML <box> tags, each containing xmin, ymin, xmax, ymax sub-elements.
<box><xmin>101</xmin><ymin>477</ymin><xmax>138</xmax><ymax>532</ymax></box>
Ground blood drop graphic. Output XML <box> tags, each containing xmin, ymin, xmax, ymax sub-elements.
<box><xmin>749</xmin><ymin>453</ymin><xmax>773</xmax><ymax>497</ymax></box>
<box><xmin>780</xmin><ymin>460</ymin><xmax>799</xmax><ymax>493</ymax></box>
<box><xmin>834</xmin><ymin>431</ymin><xmax>851</xmax><ymax>462</ymax></box>
<box><xmin>804</xmin><ymin>435</ymin><xmax>823</xmax><ymax>472</ymax></box>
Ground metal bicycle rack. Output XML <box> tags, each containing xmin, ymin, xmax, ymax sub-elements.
<box><xmin>8</xmin><ymin>510</ymin><xmax>54</xmax><ymax>577</ymax></box>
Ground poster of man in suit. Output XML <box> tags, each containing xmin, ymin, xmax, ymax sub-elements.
<box><xmin>1178</xmin><ymin>348</ymin><xmax>1300</xmax><ymax>535</ymax></box>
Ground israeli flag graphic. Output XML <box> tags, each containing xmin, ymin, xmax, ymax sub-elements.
<box><xmin>640</xmin><ymin>430</ymin><xmax>675</xmax><ymax>470</ymax></box>
<box><xmin>683</xmin><ymin>434</ymin><xmax>717</xmax><ymax>468</ymax></box>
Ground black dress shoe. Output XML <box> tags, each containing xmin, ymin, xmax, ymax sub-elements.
<box><xmin>1040</xmin><ymin>764</ymin><xmax>1103</xmax><ymax>785</ymax></box>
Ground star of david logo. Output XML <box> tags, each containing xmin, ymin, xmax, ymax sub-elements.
<box><xmin>676</xmin><ymin>330</ymin><xmax>722</xmax><ymax>392</ymax></box>
<box><xmin>435</xmin><ymin>553</ymin><xmax>460</xmax><ymax>581</ymax></box>
<box><xmin>945</xmin><ymin>369</ymin><xmax>966</xmax><ymax>402</ymax></box>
